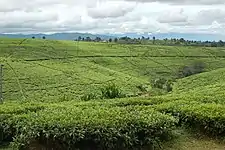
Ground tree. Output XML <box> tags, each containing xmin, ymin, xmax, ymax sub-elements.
<box><xmin>114</xmin><ymin>38</ymin><xmax>118</xmax><ymax>43</ymax></box>
<box><xmin>153</xmin><ymin>36</ymin><xmax>156</xmax><ymax>44</ymax></box>
<box><xmin>95</xmin><ymin>37</ymin><xmax>101</xmax><ymax>42</ymax></box>
<box><xmin>32</xmin><ymin>36</ymin><xmax>35</xmax><ymax>39</ymax></box>
<box><xmin>42</xmin><ymin>36</ymin><xmax>46</xmax><ymax>39</ymax></box>
<box><xmin>179</xmin><ymin>38</ymin><xmax>185</xmax><ymax>43</ymax></box>
<box><xmin>218</xmin><ymin>40</ymin><xmax>224</xmax><ymax>47</ymax></box>
<box><xmin>109</xmin><ymin>38</ymin><xmax>112</xmax><ymax>42</ymax></box>
<box><xmin>177</xmin><ymin>61</ymin><xmax>205</xmax><ymax>78</ymax></box>
<box><xmin>78</xmin><ymin>36</ymin><xmax>82</xmax><ymax>41</ymax></box>
<box><xmin>120</xmin><ymin>36</ymin><xmax>130</xmax><ymax>41</ymax></box>
<box><xmin>164</xmin><ymin>38</ymin><xmax>168</xmax><ymax>44</ymax></box>
<box><xmin>86</xmin><ymin>37</ymin><xmax>91</xmax><ymax>41</ymax></box>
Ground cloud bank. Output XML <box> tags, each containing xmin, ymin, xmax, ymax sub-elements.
<box><xmin>0</xmin><ymin>0</ymin><xmax>224</xmax><ymax>36</ymax></box>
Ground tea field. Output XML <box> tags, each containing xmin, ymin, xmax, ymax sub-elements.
<box><xmin>1</xmin><ymin>38</ymin><xmax>225</xmax><ymax>149</ymax></box>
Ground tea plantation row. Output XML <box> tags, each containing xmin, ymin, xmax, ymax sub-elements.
<box><xmin>1</xmin><ymin>88</ymin><xmax>225</xmax><ymax>150</ymax></box>
<box><xmin>0</xmin><ymin>102</ymin><xmax>176</xmax><ymax>150</ymax></box>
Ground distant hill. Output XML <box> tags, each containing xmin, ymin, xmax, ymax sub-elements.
<box><xmin>0</xmin><ymin>32</ymin><xmax>114</xmax><ymax>40</ymax></box>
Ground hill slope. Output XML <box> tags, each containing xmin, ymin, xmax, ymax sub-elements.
<box><xmin>1</xmin><ymin>38</ymin><xmax>225</xmax><ymax>149</ymax></box>
<box><xmin>1</xmin><ymin>38</ymin><xmax>225</xmax><ymax>101</ymax></box>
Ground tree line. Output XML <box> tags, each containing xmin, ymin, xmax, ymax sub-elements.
<box><xmin>32</xmin><ymin>35</ymin><xmax>225</xmax><ymax>47</ymax></box>
<box><xmin>74</xmin><ymin>36</ymin><xmax>225</xmax><ymax>47</ymax></box>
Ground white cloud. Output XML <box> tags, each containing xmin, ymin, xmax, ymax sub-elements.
<box><xmin>157</xmin><ymin>8</ymin><xmax>188</xmax><ymax>23</ymax></box>
<box><xmin>88</xmin><ymin>1</ymin><xmax>136</xmax><ymax>18</ymax></box>
<box><xmin>194</xmin><ymin>9</ymin><xmax>225</xmax><ymax>25</ymax></box>
<box><xmin>0</xmin><ymin>0</ymin><xmax>224</xmax><ymax>37</ymax></box>
<box><xmin>123</xmin><ymin>0</ymin><xmax>225</xmax><ymax>5</ymax></box>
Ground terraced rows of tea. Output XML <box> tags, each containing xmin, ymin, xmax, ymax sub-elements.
<box><xmin>1</xmin><ymin>38</ymin><xmax>225</xmax><ymax>101</ymax></box>
<box><xmin>1</xmin><ymin>38</ymin><xmax>225</xmax><ymax>150</ymax></box>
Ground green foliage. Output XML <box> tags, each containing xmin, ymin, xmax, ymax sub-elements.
<box><xmin>0</xmin><ymin>103</ymin><xmax>45</xmax><ymax>145</ymax></box>
<box><xmin>0</xmin><ymin>103</ymin><xmax>176</xmax><ymax>150</ymax></box>
<box><xmin>101</xmin><ymin>83</ymin><xmax>125</xmax><ymax>99</ymax></box>
<box><xmin>2</xmin><ymin>38</ymin><xmax>225</xmax><ymax>101</ymax></box>
<box><xmin>173</xmin><ymin>68</ymin><xmax>225</xmax><ymax>93</ymax></box>
<box><xmin>152</xmin><ymin>78</ymin><xmax>166</xmax><ymax>89</ymax></box>
<box><xmin>151</xmin><ymin>78</ymin><xmax>173</xmax><ymax>92</ymax></box>
<box><xmin>156</xmin><ymin>101</ymin><xmax>225</xmax><ymax>137</ymax></box>
<box><xmin>80</xmin><ymin>93</ymin><xmax>98</xmax><ymax>101</ymax></box>
<box><xmin>177</xmin><ymin>61</ymin><xmax>206</xmax><ymax>78</ymax></box>
<box><xmin>136</xmin><ymin>84</ymin><xmax>148</xmax><ymax>92</ymax></box>
<box><xmin>2</xmin><ymin>38</ymin><xmax>225</xmax><ymax>149</ymax></box>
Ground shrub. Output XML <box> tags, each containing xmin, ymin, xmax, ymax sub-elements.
<box><xmin>152</xmin><ymin>78</ymin><xmax>167</xmax><ymax>89</ymax></box>
<box><xmin>163</xmin><ymin>79</ymin><xmax>173</xmax><ymax>92</ymax></box>
<box><xmin>7</xmin><ymin>105</ymin><xmax>176</xmax><ymax>150</ymax></box>
<box><xmin>177</xmin><ymin>61</ymin><xmax>206</xmax><ymax>78</ymax></box>
<box><xmin>136</xmin><ymin>84</ymin><xmax>148</xmax><ymax>92</ymax></box>
<box><xmin>101</xmin><ymin>83</ymin><xmax>125</xmax><ymax>99</ymax></box>
<box><xmin>80</xmin><ymin>93</ymin><xmax>98</xmax><ymax>101</ymax></box>
<box><xmin>151</xmin><ymin>78</ymin><xmax>173</xmax><ymax>92</ymax></box>
<box><xmin>156</xmin><ymin>101</ymin><xmax>225</xmax><ymax>137</ymax></box>
<box><xmin>0</xmin><ymin>103</ymin><xmax>45</xmax><ymax>145</ymax></box>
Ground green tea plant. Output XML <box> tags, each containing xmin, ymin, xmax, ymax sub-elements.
<box><xmin>1</xmin><ymin>105</ymin><xmax>176</xmax><ymax>150</ymax></box>
<box><xmin>156</xmin><ymin>101</ymin><xmax>225</xmax><ymax>137</ymax></box>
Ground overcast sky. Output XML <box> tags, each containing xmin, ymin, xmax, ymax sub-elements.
<box><xmin>0</xmin><ymin>0</ymin><xmax>225</xmax><ymax>35</ymax></box>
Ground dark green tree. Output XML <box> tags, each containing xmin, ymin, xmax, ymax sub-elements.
<box><xmin>153</xmin><ymin>36</ymin><xmax>156</xmax><ymax>44</ymax></box>
<box><xmin>114</xmin><ymin>38</ymin><xmax>118</xmax><ymax>42</ymax></box>
<box><xmin>86</xmin><ymin>37</ymin><xmax>91</xmax><ymax>41</ymax></box>
<box><xmin>95</xmin><ymin>37</ymin><xmax>101</xmax><ymax>42</ymax></box>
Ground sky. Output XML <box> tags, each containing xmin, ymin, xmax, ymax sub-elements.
<box><xmin>0</xmin><ymin>0</ymin><xmax>225</xmax><ymax>36</ymax></box>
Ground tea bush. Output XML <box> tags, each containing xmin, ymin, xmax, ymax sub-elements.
<box><xmin>151</xmin><ymin>78</ymin><xmax>173</xmax><ymax>92</ymax></box>
<box><xmin>156</xmin><ymin>101</ymin><xmax>225</xmax><ymax>137</ymax></box>
<box><xmin>80</xmin><ymin>93</ymin><xmax>98</xmax><ymax>101</ymax></box>
<box><xmin>0</xmin><ymin>103</ymin><xmax>45</xmax><ymax>144</ymax></box>
<box><xmin>7</xmin><ymin>105</ymin><xmax>176</xmax><ymax>150</ymax></box>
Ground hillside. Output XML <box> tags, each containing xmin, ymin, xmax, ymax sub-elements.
<box><xmin>1</xmin><ymin>38</ymin><xmax>225</xmax><ymax>101</ymax></box>
<box><xmin>174</xmin><ymin>68</ymin><xmax>225</xmax><ymax>92</ymax></box>
<box><xmin>1</xmin><ymin>38</ymin><xmax>225</xmax><ymax>149</ymax></box>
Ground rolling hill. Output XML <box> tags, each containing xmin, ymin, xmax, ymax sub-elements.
<box><xmin>1</xmin><ymin>38</ymin><xmax>225</xmax><ymax>102</ymax></box>
<box><xmin>1</xmin><ymin>37</ymin><xmax>225</xmax><ymax>150</ymax></box>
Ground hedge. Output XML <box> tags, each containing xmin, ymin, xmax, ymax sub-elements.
<box><xmin>3</xmin><ymin>105</ymin><xmax>176</xmax><ymax>150</ymax></box>
<box><xmin>0</xmin><ymin>103</ymin><xmax>45</xmax><ymax>145</ymax></box>
<box><xmin>156</xmin><ymin>100</ymin><xmax>225</xmax><ymax>137</ymax></box>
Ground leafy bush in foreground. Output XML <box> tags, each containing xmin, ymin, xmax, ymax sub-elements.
<box><xmin>156</xmin><ymin>101</ymin><xmax>225</xmax><ymax>137</ymax></box>
<box><xmin>8</xmin><ymin>105</ymin><xmax>176</xmax><ymax>150</ymax></box>
<box><xmin>0</xmin><ymin>103</ymin><xmax>45</xmax><ymax>145</ymax></box>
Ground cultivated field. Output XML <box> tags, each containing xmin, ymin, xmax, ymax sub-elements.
<box><xmin>1</xmin><ymin>38</ymin><xmax>225</xmax><ymax>149</ymax></box>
